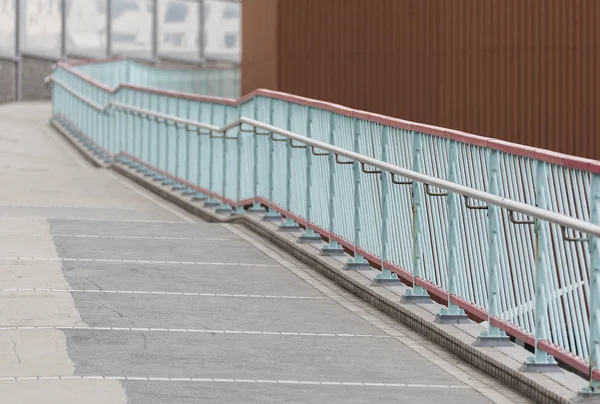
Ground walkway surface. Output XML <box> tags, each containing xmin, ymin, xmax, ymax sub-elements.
<box><xmin>0</xmin><ymin>102</ymin><xmax>534</xmax><ymax>403</ymax></box>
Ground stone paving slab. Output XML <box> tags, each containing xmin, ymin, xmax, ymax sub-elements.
<box><xmin>60</xmin><ymin>261</ymin><xmax>327</xmax><ymax>297</ymax></box>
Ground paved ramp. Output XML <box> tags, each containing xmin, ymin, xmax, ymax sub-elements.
<box><xmin>0</xmin><ymin>102</ymin><xmax>532</xmax><ymax>403</ymax></box>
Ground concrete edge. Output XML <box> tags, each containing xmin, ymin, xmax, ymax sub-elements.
<box><xmin>47</xmin><ymin>122</ymin><xmax>573</xmax><ymax>404</ymax></box>
<box><xmin>49</xmin><ymin>119</ymin><xmax>107</xmax><ymax>169</ymax></box>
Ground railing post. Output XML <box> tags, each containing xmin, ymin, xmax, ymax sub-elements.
<box><xmin>474</xmin><ymin>149</ymin><xmax>511</xmax><ymax>346</ymax></box>
<box><xmin>172</xmin><ymin>100</ymin><xmax>186</xmax><ymax>190</ymax></box>
<box><xmin>204</xmin><ymin>104</ymin><xmax>220</xmax><ymax>206</ymax></box>
<box><xmin>161</xmin><ymin>98</ymin><xmax>177</xmax><ymax>186</ymax></box>
<box><xmin>182</xmin><ymin>100</ymin><xmax>197</xmax><ymax>195</ymax></box>
<box><xmin>436</xmin><ymin>140</ymin><xmax>468</xmax><ymax>322</ymax></box>
<box><xmin>135</xmin><ymin>93</ymin><xmax>150</xmax><ymax>173</ymax></box>
<box><xmin>263</xmin><ymin>99</ymin><xmax>281</xmax><ymax>220</ymax></box>
<box><xmin>216</xmin><ymin>108</ymin><xmax>233</xmax><ymax>213</ymax></box>
<box><xmin>321</xmin><ymin>112</ymin><xmax>344</xmax><ymax>255</ymax></box>
<box><xmin>403</xmin><ymin>133</ymin><xmax>432</xmax><ymax>303</ymax></box>
<box><xmin>193</xmin><ymin>103</ymin><xmax>210</xmax><ymax>201</ymax></box>
<box><xmin>278</xmin><ymin>103</ymin><xmax>300</xmax><ymax>230</ymax></box>
<box><xmin>298</xmin><ymin>107</ymin><xmax>321</xmax><ymax>243</ymax></box>
<box><xmin>582</xmin><ymin>173</ymin><xmax>600</xmax><ymax>395</ymax></box>
<box><xmin>374</xmin><ymin>126</ymin><xmax>399</xmax><ymax>283</ymax></box>
<box><xmin>232</xmin><ymin>105</ymin><xmax>245</xmax><ymax>215</ymax></box>
<box><xmin>344</xmin><ymin>118</ymin><xmax>370</xmax><ymax>270</ymax></box>
<box><xmin>152</xmin><ymin>96</ymin><xmax>168</xmax><ymax>181</ymax></box>
<box><xmin>522</xmin><ymin>161</ymin><xmax>559</xmax><ymax>371</ymax></box>
<box><xmin>249</xmin><ymin>98</ymin><xmax>265</xmax><ymax>212</ymax></box>
<box><xmin>143</xmin><ymin>93</ymin><xmax>159</xmax><ymax>177</ymax></box>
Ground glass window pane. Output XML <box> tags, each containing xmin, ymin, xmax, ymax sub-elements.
<box><xmin>158</xmin><ymin>0</ymin><xmax>199</xmax><ymax>60</ymax></box>
<box><xmin>204</xmin><ymin>0</ymin><xmax>240</xmax><ymax>63</ymax></box>
<box><xmin>22</xmin><ymin>0</ymin><xmax>62</xmax><ymax>56</ymax></box>
<box><xmin>66</xmin><ymin>0</ymin><xmax>107</xmax><ymax>57</ymax></box>
<box><xmin>0</xmin><ymin>0</ymin><xmax>16</xmax><ymax>56</ymax></box>
<box><xmin>111</xmin><ymin>0</ymin><xmax>153</xmax><ymax>58</ymax></box>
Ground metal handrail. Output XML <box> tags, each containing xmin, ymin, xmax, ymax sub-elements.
<box><xmin>48</xmin><ymin>76</ymin><xmax>600</xmax><ymax>237</ymax></box>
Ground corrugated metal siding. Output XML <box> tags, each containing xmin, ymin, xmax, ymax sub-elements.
<box><xmin>242</xmin><ymin>0</ymin><xmax>600</xmax><ymax>159</ymax></box>
<box><xmin>241</xmin><ymin>0</ymin><xmax>279</xmax><ymax>95</ymax></box>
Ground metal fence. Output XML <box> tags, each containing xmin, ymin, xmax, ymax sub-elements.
<box><xmin>0</xmin><ymin>0</ymin><xmax>240</xmax><ymax>99</ymax></box>
<box><xmin>49</xmin><ymin>58</ymin><xmax>600</xmax><ymax>394</ymax></box>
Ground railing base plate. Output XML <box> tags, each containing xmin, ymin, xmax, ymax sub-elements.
<box><xmin>401</xmin><ymin>294</ymin><xmax>432</xmax><ymax>304</ymax></box>
<box><xmin>472</xmin><ymin>335</ymin><xmax>512</xmax><ymax>348</ymax></box>
<box><xmin>343</xmin><ymin>262</ymin><xmax>372</xmax><ymax>271</ymax></box>
<box><xmin>320</xmin><ymin>246</ymin><xmax>346</xmax><ymax>256</ymax></box>
<box><xmin>519</xmin><ymin>362</ymin><xmax>561</xmax><ymax>373</ymax></box>
<box><xmin>261</xmin><ymin>212</ymin><xmax>282</xmax><ymax>221</ymax></box>
<box><xmin>297</xmin><ymin>234</ymin><xmax>323</xmax><ymax>244</ymax></box>
<box><xmin>435</xmin><ymin>313</ymin><xmax>470</xmax><ymax>324</ymax></box>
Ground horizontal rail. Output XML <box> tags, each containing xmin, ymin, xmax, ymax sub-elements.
<box><xmin>49</xmin><ymin>59</ymin><xmax>600</xmax><ymax>174</ymax></box>
<box><xmin>49</xmin><ymin>75</ymin><xmax>600</xmax><ymax>237</ymax></box>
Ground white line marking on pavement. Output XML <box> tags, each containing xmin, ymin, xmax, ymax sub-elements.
<box><xmin>0</xmin><ymin>326</ymin><xmax>390</xmax><ymax>339</ymax></box>
<box><xmin>0</xmin><ymin>233</ymin><xmax>234</xmax><ymax>241</ymax></box>
<box><xmin>0</xmin><ymin>375</ymin><xmax>470</xmax><ymax>389</ymax></box>
<box><xmin>0</xmin><ymin>203</ymin><xmax>140</xmax><ymax>210</ymax></box>
<box><xmin>0</xmin><ymin>288</ymin><xmax>327</xmax><ymax>300</ymax></box>
<box><xmin>17</xmin><ymin>217</ymin><xmax>188</xmax><ymax>224</ymax></box>
<box><xmin>0</xmin><ymin>258</ymin><xmax>280</xmax><ymax>267</ymax></box>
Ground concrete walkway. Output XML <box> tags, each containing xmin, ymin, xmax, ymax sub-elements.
<box><xmin>0</xmin><ymin>102</ymin><xmax>533</xmax><ymax>403</ymax></box>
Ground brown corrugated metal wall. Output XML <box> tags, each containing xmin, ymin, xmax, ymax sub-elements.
<box><xmin>242</xmin><ymin>0</ymin><xmax>600</xmax><ymax>159</ymax></box>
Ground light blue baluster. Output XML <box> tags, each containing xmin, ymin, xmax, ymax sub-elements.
<box><xmin>232</xmin><ymin>105</ymin><xmax>245</xmax><ymax>215</ymax></box>
<box><xmin>162</xmin><ymin>98</ymin><xmax>177</xmax><ymax>186</ymax></box>
<box><xmin>522</xmin><ymin>161</ymin><xmax>559</xmax><ymax>371</ymax></box>
<box><xmin>436</xmin><ymin>140</ymin><xmax>469</xmax><ymax>322</ymax></box>
<box><xmin>182</xmin><ymin>99</ymin><xmax>198</xmax><ymax>195</ymax></box>
<box><xmin>153</xmin><ymin>96</ymin><xmax>168</xmax><ymax>181</ymax></box>
<box><xmin>374</xmin><ymin>126</ymin><xmax>400</xmax><ymax>283</ymax></box>
<box><xmin>474</xmin><ymin>149</ymin><xmax>511</xmax><ymax>346</ymax></box>
<box><xmin>344</xmin><ymin>118</ymin><xmax>371</xmax><ymax>270</ymax></box>
<box><xmin>216</xmin><ymin>109</ymin><xmax>233</xmax><ymax>213</ymax></box>
<box><xmin>204</xmin><ymin>105</ymin><xmax>220</xmax><ymax>206</ymax></box>
<box><xmin>278</xmin><ymin>103</ymin><xmax>300</xmax><ymax>231</ymax></box>
<box><xmin>172</xmin><ymin>99</ymin><xmax>186</xmax><ymax>190</ymax></box>
<box><xmin>193</xmin><ymin>103</ymin><xmax>212</xmax><ymax>201</ymax></box>
<box><xmin>298</xmin><ymin>107</ymin><xmax>322</xmax><ymax>243</ymax></box>
<box><xmin>403</xmin><ymin>132</ymin><xmax>432</xmax><ymax>303</ymax></box>
<box><xmin>263</xmin><ymin>99</ymin><xmax>282</xmax><ymax>220</ymax></box>
<box><xmin>321</xmin><ymin>112</ymin><xmax>344</xmax><ymax>255</ymax></box>
<box><xmin>582</xmin><ymin>174</ymin><xmax>600</xmax><ymax>395</ymax></box>
<box><xmin>249</xmin><ymin>98</ymin><xmax>266</xmax><ymax>213</ymax></box>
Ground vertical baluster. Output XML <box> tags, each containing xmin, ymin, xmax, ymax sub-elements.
<box><xmin>403</xmin><ymin>133</ymin><xmax>432</xmax><ymax>303</ymax></box>
<box><xmin>583</xmin><ymin>174</ymin><xmax>600</xmax><ymax>395</ymax></box>
<box><xmin>183</xmin><ymin>99</ymin><xmax>198</xmax><ymax>195</ymax></box>
<box><xmin>172</xmin><ymin>99</ymin><xmax>186</xmax><ymax>190</ymax></box>
<box><xmin>232</xmin><ymin>104</ymin><xmax>245</xmax><ymax>215</ymax></box>
<box><xmin>193</xmin><ymin>102</ymin><xmax>210</xmax><ymax>201</ymax></box>
<box><xmin>344</xmin><ymin>118</ymin><xmax>371</xmax><ymax>270</ymax></box>
<box><xmin>279</xmin><ymin>103</ymin><xmax>300</xmax><ymax>230</ymax></box>
<box><xmin>321</xmin><ymin>112</ymin><xmax>344</xmax><ymax>255</ymax></box>
<box><xmin>374</xmin><ymin>126</ymin><xmax>399</xmax><ymax>283</ymax></box>
<box><xmin>135</xmin><ymin>93</ymin><xmax>150</xmax><ymax>173</ymax></box>
<box><xmin>263</xmin><ymin>98</ymin><xmax>281</xmax><ymax>220</ymax></box>
<box><xmin>216</xmin><ymin>107</ymin><xmax>233</xmax><ymax>213</ymax></box>
<box><xmin>249</xmin><ymin>98</ymin><xmax>265</xmax><ymax>212</ymax></box>
<box><xmin>522</xmin><ymin>161</ymin><xmax>559</xmax><ymax>370</ymax></box>
<box><xmin>298</xmin><ymin>107</ymin><xmax>321</xmax><ymax>242</ymax></box>
<box><xmin>152</xmin><ymin>96</ymin><xmax>168</xmax><ymax>181</ymax></box>
<box><xmin>204</xmin><ymin>104</ymin><xmax>220</xmax><ymax>206</ymax></box>
<box><xmin>474</xmin><ymin>149</ymin><xmax>511</xmax><ymax>346</ymax></box>
<box><xmin>161</xmin><ymin>98</ymin><xmax>177</xmax><ymax>186</ymax></box>
<box><xmin>436</xmin><ymin>140</ymin><xmax>468</xmax><ymax>321</ymax></box>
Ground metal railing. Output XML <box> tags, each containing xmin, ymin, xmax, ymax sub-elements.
<box><xmin>71</xmin><ymin>58</ymin><xmax>240</xmax><ymax>98</ymax></box>
<box><xmin>48</xmin><ymin>59</ymin><xmax>600</xmax><ymax>394</ymax></box>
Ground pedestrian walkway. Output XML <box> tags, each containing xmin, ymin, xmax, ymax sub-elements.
<box><xmin>0</xmin><ymin>102</ymin><xmax>534</xmax><ymax>403</ymax></box>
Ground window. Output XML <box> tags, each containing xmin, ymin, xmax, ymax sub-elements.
<box><xmin>224</xmin><ymin>32</ymin><xmax>237</xmax><ymax>49</ymax></box>
<box><xmin>222</xmin><ymin>5</ymin><xmax>238</xmax><ymax>19</ymax></box>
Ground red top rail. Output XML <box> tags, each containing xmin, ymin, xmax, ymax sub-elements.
<box><xmin>56</xmin><ymin>58</ymin><xmax>600</xmax><ymax>174</ymax></box>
